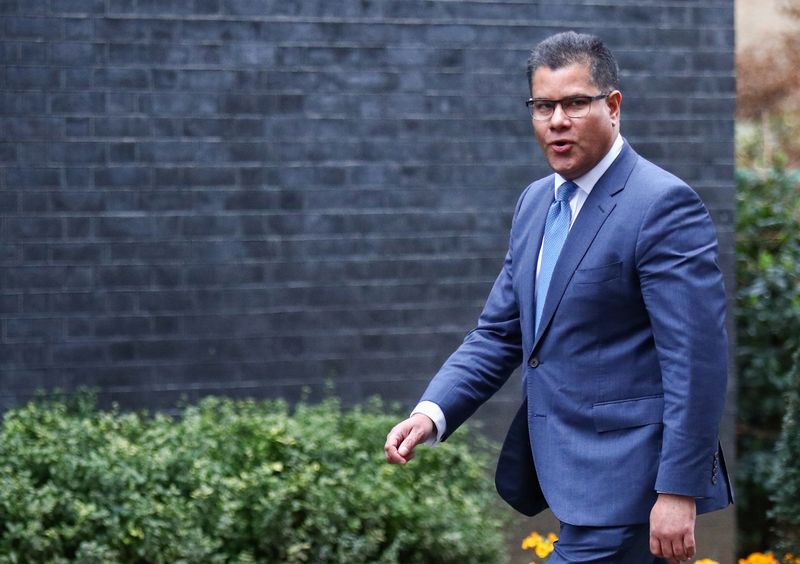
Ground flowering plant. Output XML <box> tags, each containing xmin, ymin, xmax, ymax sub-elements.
<box><xmin>521</xmin><ymin>531</ymin><xmax>558</xmax><ymax>561</ymax></box>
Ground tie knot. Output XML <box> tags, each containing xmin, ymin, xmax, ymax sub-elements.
<box><xmin>556</xmin><ymin>181</ymin><xmax>578</xmax><ymax>202</ymax></box>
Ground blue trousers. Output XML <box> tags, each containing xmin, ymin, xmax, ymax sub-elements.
<box><xmin>546</xmin><ymin>522</ymin><xmax>668</xmax><ymax>564</ymax></box>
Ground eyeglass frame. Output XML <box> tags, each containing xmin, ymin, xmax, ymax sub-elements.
<box><xmin>525</xmin><ymin>92</ymin><xmax>610</xmax><ymax>121</ymax></box>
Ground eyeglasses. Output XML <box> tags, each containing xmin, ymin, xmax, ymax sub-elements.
<box><xmin>525</xmin><ymin>93</ymin><xmax>609</xmax><ymax>121</ymax></box>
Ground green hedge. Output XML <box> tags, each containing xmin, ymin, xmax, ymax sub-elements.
<box><xmin>736</xmin><ymin>166</ymin><xmax>800</xmax><ymax>553</ymax></box>
<box><xmin>0</xmin><ymin>395</ymin><xmax>507</xmax><ymax>563</ymax></box>
<box><xmin>769</xmin><ymin>350</ymin><xmax>800</xmax><ymax>554</ymax></box>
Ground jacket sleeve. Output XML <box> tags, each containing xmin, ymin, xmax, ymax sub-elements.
<box><xmin>635</xmin><ymin>182</ymin><xmax>728</xmax><ymax>497</ymax></box>
<box><xmin>418</xmin><ymin>188</ymin><xmax>529</xmax><ymax>440</ymax></box>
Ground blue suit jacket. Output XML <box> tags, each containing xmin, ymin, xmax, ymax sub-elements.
<box><xmin>420</xmin><ymin>142</ymin><xmax>733</xmax><ymax>526</ymax></box>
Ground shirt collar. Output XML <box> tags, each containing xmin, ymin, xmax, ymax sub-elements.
<box><xmin>553</xmin><ymin>134</ymin><xmax>624</xmax><ymax>197</ymax></box>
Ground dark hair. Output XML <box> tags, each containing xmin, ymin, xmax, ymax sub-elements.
<box><xmin>526</xmin><ymin>31</ymin><xmax>619</xmax><ymax>93</ymax></box>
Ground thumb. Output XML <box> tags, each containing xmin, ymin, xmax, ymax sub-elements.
<box><xmin>398</xmin><ymin>430</ymin><xmax>422</xmax><ymax>457</ymax></box>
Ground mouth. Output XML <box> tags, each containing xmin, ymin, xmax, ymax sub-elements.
<box><xmin>549</xmin><ymin>140</ymin><xmax>574</xmax><ymax>154</ymax></box>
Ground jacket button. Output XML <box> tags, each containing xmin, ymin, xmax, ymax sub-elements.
<box><xmin>712</xmin><ymin>476</ymin><xmax>718</xmax><ymax>485</ymax></box>
<box><xmin>528</xmin><ymin>356</ymin><xmax>540</xmax><ymax>368</ymax></box>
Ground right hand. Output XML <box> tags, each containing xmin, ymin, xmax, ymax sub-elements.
<box><xmin>384</xmin><ymin>413</ymin><xmax>435</xmax><ymax>464</ymax></box>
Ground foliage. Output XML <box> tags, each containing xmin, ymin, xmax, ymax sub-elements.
<box><xmin>736</xmin><ymin>166</ymin><xmax>800</xmax><ymax>553</ymax></box>
<box><xmin>736</xmin><ymin>117</ymin><xmax>800</xmax><ymax>170</ymax></box>
<box><xmin>769</xmin><ymin>350</ymin><xmax>800</xmax><ymax>554</ymax></box>
<box><xmin>0</xmin><ymin>394</ymin><xmax>507</xmax><ymax>563</ymax></box>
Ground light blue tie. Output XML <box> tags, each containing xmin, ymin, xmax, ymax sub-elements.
<box><xmin>535</xmin><ymin>180</ymin><xmax>578</xmax><ymax>333</ymax></box>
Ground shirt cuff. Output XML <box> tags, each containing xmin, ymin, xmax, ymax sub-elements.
<box><xmin>411</xmin><ymin>401</ymin><xmax>446</xmax><ymax>446</ymax></box>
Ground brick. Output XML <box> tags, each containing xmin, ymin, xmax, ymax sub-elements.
<box><xmin>0</xmin><ymin>143</ymin><xmax>16</xmax><ymax>161</ymax></box>
<box><xmin>22</xmin><ymin>292</ymin><xmax>51</xmax><ymax>313</ymax></box>
<box><xmin>95</xmin><ymin>316</ymin><xmax>150</xmax><ymax>337</ymax></box>
<box><xmin>151</xmin><ymin>69</ymin><xmax>178</xmax><ymax>89</ymax></box>
<box><xmin>107</xmin><ymin>293</ymin><xmax>137</xmax><ymax>314</ymax></box>
<box><xmin>95</xmin><ymin>68</ymin><xmax>150</xmax><ymax>89</ymax></box>
<box><xmin>5</xmin><ymin>66</ymin><xmax>60</xmax><ymax>89</ymax></box>
<box><xmin>220</xmin><ymin>43</ymin><xmax>276</xmax><ymax>66</ymax></box>
<box><xmin>66</xmin><ymin>217</ymin><xmax>91</xmax><ymax>238</ymax></box>
<box><xmin>182</xmin><ymin>118</ymin><xmax>225</xmax><ymax>137</ymax></box>
<box><xmin>49</xmin><ymin>142</ymin><xmax>106</xmax><ymax>164</ymax></box>
<box><xmin>107</xmin><ymin>143</ymin><xmax>135</xmax><ymax>163</ymax></box>
<box><xmin>19</xmin><ymin>42</ymin><xmax>49</xmax><ymax>63</ymax></box>
<box><xmin>106</xmin><ymin>92</ymin><xmax>137</xmax><ymax>113</ymax></box>
<box><xmin>52</xmin><ymin>342</ymin><xmax>107</xmax><ymax>363</ymax></box>
<box><xmin>95</xmin><ymin>216</ymin><xmax>152</xmax><ymax>238</ymax></box>
<box><xmin>6</xmin><ymin>318</ymin><xmax>62</xmax><ymax>341</ymax></box>
<box><xmin>17</xmin><ymin>0</ymin><xmax>50</xmax><ymax>14</ymax></box>
<box><xmin>146</xmin><ymin>93</ymin><xmax>221</xmax><ymax>116</ymax></box>
<box><xmin>195</xmin><ymin>0</ymin><xmax>219</xmax><ymax>14</ymax></box>
<box><xmin>0</xmin><ymin>191</ymin><xmax>19</xmax><ymax>211</ymax></box>
<box><xmin>7</xmin><ymin>217</ymin><xmax>62</xmax><ymax>239</ymax></box>
<box><xmin>0</xmin><ymin>92</ymin><xmax>47</xmax><ymax>114</ymax></box>
<box><xmin>51</xmin><ymin>42</ymin><xmax>103</xmax><ymax>65</ymax></box>
<box><xmin>94</xmin><ymin>18</ymin><xmax>147</xmax><ymax>41</ymax></box>
<box><xmin>50</xmin><ymin>92</ymin><xmax>105</xmax><ymax>114</ymax></box>
<box><xmin>16</xmin><ymin>192</ymin><xmax>44</xmax><ymax>213</ymax></box>
<box><xmin>66</xmin><ymin>317</ymin><xmax>93</xmax><ymax>338</ymax></box>
<box><xmin>140</xmin><ymin>291</ymin><xmax>194</xmax><ymax>313</ymax></box>
<box><xmin>51</xmin><ymin>191</ymin><xmax>105</xmax><ymax>212</ymax></box>
<box><xmin>17</xmin><ymin>141</ymin><xmax>51</xmax><ymax>165</ymax></box>
<box><xmin>64</xmin><ymin>167</ymin><xmax>92</xmax><ymax>188</ymax></box>
<box><xmin>51</xmin><ymin>292</ymin><xmax>104</xmax><ymax>313</ymax></box>
<box><xmin>107</xmin><ymin>0</ymin><xmax>135</xmax><ymax>14</ymax></box>
<box><xmin>63</xmin><ymin>18</ymin><xmax>93</xmax><ymax>40</ymax></box>
<box><xmin>94</xmin><ymin>166</ymin><xmax>149</xmax><ymax>187</ymax></box>
<box><xmin>0</xmin><ymin>295</ymin><xmax>21</xmax><ymax>315</ymax></box>
<box><xmin>59</xmin><ymin>0</ymin><xmax>104</xmax><ymax>14</ymax></box>
<box><xmin>63</xmin><ymin>68</ymin><xmax>93</xmax><ymax>88</ymax></box>
<box><xmin>94</xmin><ymin>117</ymin><xmax>151</xmax><ymax>137</ymax></box>
<box><xmin>5</xmin><ymin>17</ymin><xmax>62</xmax><ymax>40</ymax></box>
<box><xmin>65</xmin><ymin>117</ymin><xmax>91</xmax><ymax>137</ymax></box>
<box><xmin>21</xmin><ymin>243</ymin><xmax>48</xmax><ymax>263</ymax></box>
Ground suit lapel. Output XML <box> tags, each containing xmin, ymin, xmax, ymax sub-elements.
<box><xmin>531</xmin><ymin>143</ymin><xmax>638</xmax><ymax>352</ymax></box>
<box><xmin>515</xmin><ymin>179</ymin><xmax>553</xmax><ymax>351</ymax></box>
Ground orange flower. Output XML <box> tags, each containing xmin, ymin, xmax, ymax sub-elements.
<box><xmin>521</xmin><ymin>531</ymin><xmax>558</xmax><ymax>560</ymax></box>
<box><xmin>738</xmin><ymin>552</ymin><xmax>778</xmax><ymax>564</ymax></box>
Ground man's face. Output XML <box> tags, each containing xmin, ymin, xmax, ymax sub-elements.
<box><xmin>530</xmin><ymin>62</ymin><xmax>621</xmax><ymax>180</ymax></box>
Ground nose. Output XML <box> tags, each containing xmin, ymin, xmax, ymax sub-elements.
<box><xmin>549</xmin><ymin>102</ymin><xmax>572</xmax><ymax>128</ymax></box>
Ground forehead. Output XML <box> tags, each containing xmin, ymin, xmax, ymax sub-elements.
<box><xmin>530</xmin><ymin>62</ymin><xmax>595</xmax><ymax>97</ymax></box>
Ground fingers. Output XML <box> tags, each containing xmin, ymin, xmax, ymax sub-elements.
<box><xmin>384</xmin><ymin>421</ymin><xmax>410</xmax><ymax>464</ymax></box>
<box><xmin>682</xmin><ymin>532</ymin><xmax>695</xmax><ymax>560</ymax></box>
<box><xmin>649</xmin><ymin>493</ymin><xmax>696</xmax><ymax>561</ymax></box>
<box><xmin>384</xmin><ymin>419</ymin><xmax>419</xmax><ymax>464</ymax></box>
<box><xmin>650</xmin><ymin>530</ymin><xmax>695</xmax><ymax>561</ymax></box>
<box><xmin>384</xmin><ymin>416</ymin><xmax>432</xmax><ymax>465</ymax></box>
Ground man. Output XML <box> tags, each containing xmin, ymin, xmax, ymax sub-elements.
<box><xmin>384</xmin><ymin>31</ymin><xmax>733</xmax><ymax>563</ymax></box>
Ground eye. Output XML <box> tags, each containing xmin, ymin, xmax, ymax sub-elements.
<box><xmin>533</xmin><ymin>100</ymin><xmax>555</xmax><ymax>113</ymax></box>
<box><xmin>565</xmin><ymin>97</ymin><xmax>590</xmax><ymax>110</ymax></box>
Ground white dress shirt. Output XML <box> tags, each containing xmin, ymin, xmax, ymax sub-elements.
<box><xmin>413</xmin><ymin>134</ymin><xmax>624</xmax><ymax>445</ymax></box>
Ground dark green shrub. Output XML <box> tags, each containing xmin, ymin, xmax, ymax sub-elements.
<box><xmin>736</xmin><ymin>166</ymin><xmax>800</xmax><ymax>553</ymax></box>
<box><xmin>770</xmin><ymin>350</ymin><xmax>800</xmax><ymax>554</ymax></box>
<box><xmin>0</xmin><ymin>395</ymin><xmax>507</xmax><ymax>563</ymax></box>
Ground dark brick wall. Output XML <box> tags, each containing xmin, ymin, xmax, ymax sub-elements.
<box><xmin>1</xmin><ymin>1</ymin><xmax>734</xmax><ymax>410</ymax></box>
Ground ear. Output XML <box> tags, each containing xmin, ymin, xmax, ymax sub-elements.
<box><xmin>606</xmin><ymin>90</ymin><xmax>622</xmax><ymax>123</ymax></box>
